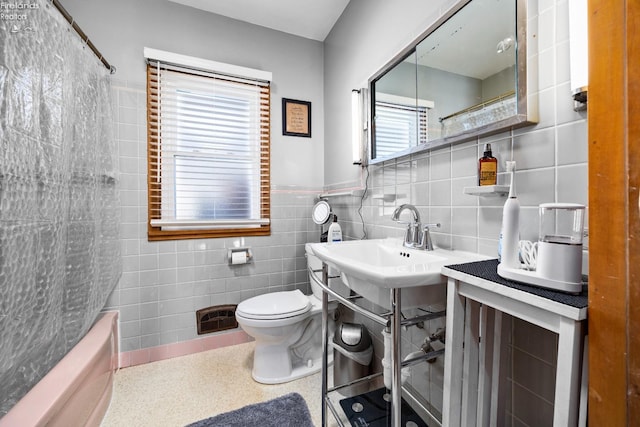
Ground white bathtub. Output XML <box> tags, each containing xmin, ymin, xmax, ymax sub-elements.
<box><xmin>0</xmin><ymin>311</ymin><xmax>119</xmax><ymax>427</ymax></box>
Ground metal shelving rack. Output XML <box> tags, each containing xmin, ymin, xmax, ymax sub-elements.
<box><xmin>309</xmin><ymin>263</ymin><xmax>446</xmax><ymax>427</ymax></box>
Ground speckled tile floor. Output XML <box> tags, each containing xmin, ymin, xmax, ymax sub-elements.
<box><xmin>101</xmin><ymin>341</ymin><xmax>328</xmax><ymax>427</ymax></box>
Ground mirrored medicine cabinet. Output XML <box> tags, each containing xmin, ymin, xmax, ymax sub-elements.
<box><xmin>368</xmin><ymin>0</ymin><xmax>536</xmax><ymax>164</ymax></box>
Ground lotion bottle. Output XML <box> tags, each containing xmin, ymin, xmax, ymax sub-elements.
<box><xmin>327</xmin><ymin>215</ymin><xmax>343</xmax><ymax>243</ymax></box>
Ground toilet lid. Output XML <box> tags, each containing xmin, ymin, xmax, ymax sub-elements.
<box><xmin>236</xmin><ymin>290</ymin><xmax>311</xmax><ymax>319</ymax></box>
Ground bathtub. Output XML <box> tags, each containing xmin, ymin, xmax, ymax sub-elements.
<box><xmin>1</xmin><ymin>311</ymin><xmax>119</xmax><ymax>427</ymax></box>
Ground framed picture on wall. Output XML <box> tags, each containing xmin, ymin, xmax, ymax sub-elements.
<box><xmin>282</xmin><ymin>98</ymin><xmax>311</xmax><ymax>137</ymax></box>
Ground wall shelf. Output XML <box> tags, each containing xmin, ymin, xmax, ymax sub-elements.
<box><xmin>318</xmin><ymin>189</ymin><xmax>365</xmax><ymax>199</ymax></box>
<box><xmin>463</xmin><ymin>185</ymin><xmax>509</xmax><ymax>197</ymax></box>
<box><xmin>371</xmin><ymin>194</ymin><xmax>407</xmax><ymax>203</ymax></box>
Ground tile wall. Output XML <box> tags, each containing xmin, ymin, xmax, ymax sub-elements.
<box><xmin>326</xmin><ymin>124</ymin><xmax>585</xmax><ymax>424</ymax></box>
<box><xmin>106</xmin><ymin>81</ymin><xmax>323</xmax><ymax>357</ymax></box>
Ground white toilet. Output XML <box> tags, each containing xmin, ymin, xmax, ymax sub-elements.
<box><xmin>235</xmin><ymin>243</ymin><xmax>341</xmax><ymax>384</ymax></box>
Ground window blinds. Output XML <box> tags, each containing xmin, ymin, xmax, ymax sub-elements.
<box><xmin>374</xmin><ymin>101</ymin><xmax>428</xmax><ymax>159</ymax></box>
<box><xmin>146</xmin><ymin>52</ymin><xmax>270</xmax><ymax>238</ymax></box>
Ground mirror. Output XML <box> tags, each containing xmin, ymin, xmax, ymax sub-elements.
<box><xmin>312</xmin><ymin>200</ymin><xmax>332</xmax><ymax>225</ymax></box>
<box><xmin>369</xmin><ymin>0</ymin><xmax>535</xmax><ymax>163</ymax></box>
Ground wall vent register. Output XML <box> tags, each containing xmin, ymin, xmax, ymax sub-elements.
<box><xmin>196</xmin><ymin>305</ymin><xmax>239</xmax><ymax>335</ymax></box>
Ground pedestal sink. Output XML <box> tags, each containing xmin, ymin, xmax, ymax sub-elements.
<box><xmin>310</xmin><ymin>238</ymin><xmax>490</xmax><ymax>427</ymax></box>
<box><xmin>308</xmin><ymin>238</ymin><xmax>489</xmax><ymax>309</ymax></box>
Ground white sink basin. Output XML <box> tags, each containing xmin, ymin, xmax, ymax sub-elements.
<box><xmin>308</xmin><ymin>238</ymin><xmax>489</xmax><ymax>309</ymax></box>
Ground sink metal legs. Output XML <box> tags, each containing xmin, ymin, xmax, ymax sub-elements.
<box><xmin>321</xmin><ymin>263</ymin><xmax>329</xmax><ymax>427</ymax></box>
<box><xmin>391</xmin><ymin>288</ymin><xmax>402</xmax><ymax>427</ymax></box>
<box><xmin>315</xmin><ymin>261</ymin><xmax>445</xmax><ymax>427</ymax></box>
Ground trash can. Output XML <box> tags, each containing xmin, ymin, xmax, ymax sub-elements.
<box><xmin>333</xmin><ymin>322</ymin><xmax>373</xmax><ymax>395</ymax></box>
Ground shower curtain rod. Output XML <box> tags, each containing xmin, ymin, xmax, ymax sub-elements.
<box><xmin>50</xmin><ymin>0</ymin><xmax>116</xmax><ymax>74</ymax></box>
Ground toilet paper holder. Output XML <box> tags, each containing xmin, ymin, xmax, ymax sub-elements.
<box><xmin>227</xmin><ymin>247</ymin><xmax>253</xmax><ymax>265</ymax></box>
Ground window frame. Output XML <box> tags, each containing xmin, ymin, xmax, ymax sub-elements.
<box><xmin>146</xmin><ymin>57</ymin><xmax>271</xmax><ymax>241</ymax></box>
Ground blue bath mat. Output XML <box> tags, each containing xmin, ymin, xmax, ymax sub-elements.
<box><xmin>185</xmin><ymin>392</ymin><xmax>314</xmax><ymax>427</ymax></box>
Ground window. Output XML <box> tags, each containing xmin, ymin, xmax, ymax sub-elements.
<box><xmin>373</xmin><ymin>93</ymin><xmax>432</xmax><ymax>159</ymax></box>
<box><xmin>145</xmin><ymin>49</ymin><xmax>271</xmax><ymax>241</ymax></box>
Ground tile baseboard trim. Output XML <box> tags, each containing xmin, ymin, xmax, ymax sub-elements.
<box><xmin>118</xmin><ymin>330</ymin><xmax>253</xmax><ymax>368</ymax></box>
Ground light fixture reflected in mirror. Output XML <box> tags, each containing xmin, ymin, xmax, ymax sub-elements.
<box><xmin>496</xmin><ymin>37</ymin><xmax>514</xmax><ymax>54</ymax></box>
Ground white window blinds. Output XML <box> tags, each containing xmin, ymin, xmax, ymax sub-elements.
<box><xmin>374</xmin><ymin>101</ymin><xmax>429</xmax><ymax>159</ymax></box>
<box><xmin>146</xmin><ymin>50</ymin><xmax>271</xmax><ymax>240</ymax></box>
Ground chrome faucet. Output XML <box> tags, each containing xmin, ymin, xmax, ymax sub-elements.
<box><xmin>391</xmin><ymin>204</ymin><xmax>440</xmax><ymax>250</ymax></box>
<box><xmin>391</xmin><ymin>204</ymin><xmax>421</xmax><ymax>223</ymax></box>
<box><xmin>392</xmin><ymin>204</ymin><xmax>421</xmax><ymax>248</ymax></box>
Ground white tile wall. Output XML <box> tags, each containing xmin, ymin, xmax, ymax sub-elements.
<box><xmin>106</xmin><ymin>82</ymin><xmax>322</xmax><ymax>352</ymax></box>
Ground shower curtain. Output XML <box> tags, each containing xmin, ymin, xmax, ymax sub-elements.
<box><xmin>0</xmin><ymin>0</ymin><xmax>120</xmax><ymax>415</ymax></box>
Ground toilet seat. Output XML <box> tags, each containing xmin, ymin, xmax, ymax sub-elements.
<box><xmin>236</xmin><ymin>290</ymin><xmax>311</xmax><ymax>320</ymax></box>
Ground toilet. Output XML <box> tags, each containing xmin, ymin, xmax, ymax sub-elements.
<box><xmin>235</xmin><ymin>243</ymin><xmax>342</xmax><ymax>384</ymax></box>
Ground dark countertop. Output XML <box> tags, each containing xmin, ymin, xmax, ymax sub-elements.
<box><xmin>444</xmin><ymin>258</ymin><xmax>588</xmax><ymax>309</ymax></box>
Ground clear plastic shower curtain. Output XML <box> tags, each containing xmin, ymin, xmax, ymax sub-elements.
<box><xmin>0</xmin><ymin>0</ymin><xmax>121</xmax><ymax>415</ymax></box>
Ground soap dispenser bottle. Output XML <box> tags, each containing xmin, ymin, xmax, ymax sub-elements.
<box><xmin>327</xmin><ymin>215</ymin><xmax>343</xmax><ymax>243</ymax></box>
<box><xmin>478</xmin><ymin>143</ymin><xmax>498</xmax><ymax>186</ymax></box>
